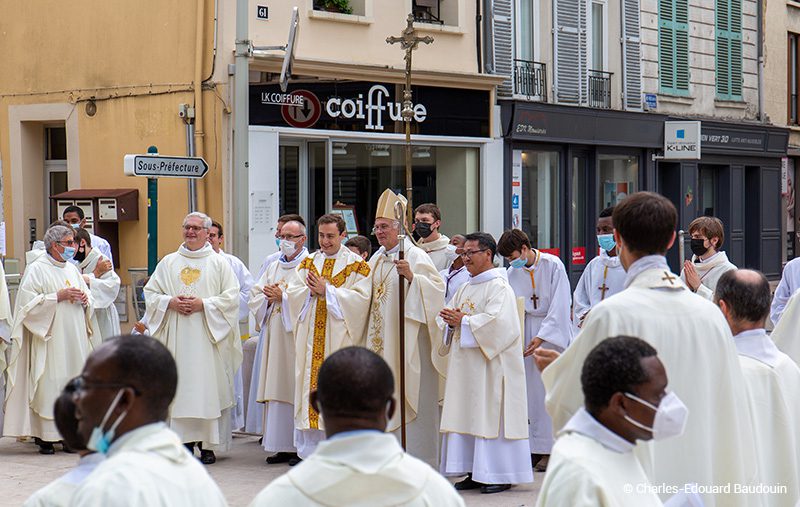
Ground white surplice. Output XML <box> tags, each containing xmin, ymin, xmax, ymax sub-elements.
<box><xmin>249</xmin><ymin>249</ymin><xmax>308</xmax><ymax>453</ymax></box>
<box><xmin>3</xmin><ymin>254</ymin><xmax>94</xmax><ymax>441</ymax></box>
<box><xmin>437</xmin><ymin>269</ymin><xmax>533</xmax><ymax>485</ymax></box>
<box><xmin>286</xmin><ymin>246</ymin><xmax>372</xmax><ymax>458</ymax></box>
<box><xmin>679</xmin><ymin>251</ymin><xmax>736</xmax><ymax>300</ymax></box>
<box><xmin>70</xmin><ymin>423</ymin><xmax>227</xmax><ymax>507</ymax></box>
<box><xmin>536</xmin><ymin>408</ymin><xmax>662</xmax><ymax>507</ymax></box>
<box><xmin>771</xmin><ymin>257</ymin><xmax>800</xmax><ymax>326</ymax></box>
<box><xmin>144</xmin><ymin>243</ymin><xmax>242</xmax><ymax>451</ymax></box>
<box><xmin>506</xmin><ymin>251</ymin><xmax>573</xmax><ymax>454</ymax></box>
<box><xmin>772</xmin><ymin>289</ymin><xmax>800</xmax><ymax>363</ymax></box>
<box><xmin>25</xmin><ymin>453</ymin><xmax>105</xmax><ymax>507</ymax></box>
<box><xmin>366</xmin><ymin>239</ymin><xmax>446</xmax><ymax>467</ymax></box>
<box><xmin>440</xmin><ymin>265</ymin><xmax>469</xmax><ymax>303</ymax></box>
<box><xmin>543</xmin><ymin>256</ymin><xmax>760</xmax><ymax>507</ymax></box>
<box><xmin>78</xmin><ymin>248</ymin><xmax>121</xmax><ymax>342</ymax></box>
<box><xmin>418</xmin><ymin>234</ymin><xmax>453</xmax><ymax>272</ymax></box>
<box><xmin>87</xmin><ymin>233</ymin><xmax>113</xmax><ymax>266</ymax></box>
<box><xmin>572</xmin><ymin>251</ymin><xmax>626</xmax><ymax>328</ymax></box>
<box><xmin>248</xmin><ymin>431</ymin><xmax>466</xmax><ymax>507</ymax></box>
<box><xmin>735</xmin><ymin>329</ymin><xmax>800</xmax><ymax>507</ymax></box>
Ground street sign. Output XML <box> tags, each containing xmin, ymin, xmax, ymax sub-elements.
<box><xmin>281</xmin><ymin>90</ymin><xmax>321</xmax><ymax>128</ymax></box>
<box><xmin>124</xmin><ymin>154</ymin><xmax>209</xmax><ymax>178</ymax></box>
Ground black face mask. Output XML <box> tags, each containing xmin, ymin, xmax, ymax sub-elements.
<box><xmin>414</xmin><ymin>222</ymin><xmax>433</xmax><ymax>239</ymax></box>
<box><xmin>690</xmin><ymin>238</ymin><xmax>709</xmax><ymax>257</ymax></box>
<box><xmin>73</xmin><ymin>247</ymin><xmax>87</xmax><ymax>263</ymax></box>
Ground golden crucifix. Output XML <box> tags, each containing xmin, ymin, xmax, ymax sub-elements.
<box><xmin>387</xmin><ymin>14</ymin><xmax>433</xmax><ymax>227</ymax></box>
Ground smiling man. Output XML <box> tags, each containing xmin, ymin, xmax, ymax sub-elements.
<box><xmin>143</xmin><ymin>212</ymin><xmax>241</xmax><ymax>465</ymax></box>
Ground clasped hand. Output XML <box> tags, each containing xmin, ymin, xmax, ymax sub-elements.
<box><xmin>262</xmin><ymin>284</ymin><xmax>283</xmax><ymax>303</ymax></box>
<box><xmin>306</xmin><ymin>272</ymin><xmax>327</xmax><ymax>297</ymax></box>
<box><xmin>168</xmin><ymin>295</ymin><xmax>204</xmax><ymax>315</ymax></box>
<box><xmin>57</xmin><ymin>287</ymin><xmax>88</xmax><ymax>305</ymax></box>
<box><xmin>439</xmin><ymin>307</ymin><xmax>465</xmax><ymax>327</ymax></box>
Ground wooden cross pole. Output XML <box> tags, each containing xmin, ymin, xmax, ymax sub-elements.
<box><xmin>387</xmin><ymin>14</ymin><xmax>433</xmax><ymax>228</ymax></box>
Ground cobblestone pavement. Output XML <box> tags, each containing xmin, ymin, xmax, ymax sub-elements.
<box><xmin>1</xmin><ymin>433</ymin><xmax>542</xmax><ymax>506</ymax></box>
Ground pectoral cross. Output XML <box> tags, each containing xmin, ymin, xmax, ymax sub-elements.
<box><xmin>531</xmin><ymin>293</ymin><xmax>539</xmax><ymax>309</ymax></box>
<box><xmin>598</xmin><ymin>283</ymin><xmax>609</xmax><ymax>299</ymax></box>
<box><xmin>661</xmin><ymin>271</ymin><xmax>677</xmax><ymax>285</ymax></box>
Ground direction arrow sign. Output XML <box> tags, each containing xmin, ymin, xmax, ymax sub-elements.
<box><xmin>124</xmin><ymin>154</ymin><xmax>209</xmax><ymax>178</ymax></box>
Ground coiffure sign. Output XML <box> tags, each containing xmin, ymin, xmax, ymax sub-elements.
<box><xmin>325</xmin><ymin>85</ymin><xmax>427</xmax><ymax>131</ymax></box>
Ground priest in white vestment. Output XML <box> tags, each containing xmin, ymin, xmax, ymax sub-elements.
<box><xmin>0</xmin><ymin>258</ymin><xmax>15</xmax><ymax>432</ymax></box>
<box><xmin>71</xmin><ymin>335</ymin><xmax>227</xmax><ymax>507</ymax></box>
<box><xmin>286</xmin><ymin>213</ymin><xmax>372</xmax><ymax>460</ymax></box>
<box><xmin>438</xmin><ymin>232</ymin><xmax>533</xmax><ymax>494</ymax></box>
<box><xmin>537</xmin><ymin>336</ymin><xmax>692</xmax><ymax>507</ymax></box>
<box><xmin>74</xmin><ymin>228</ymin><xmax>120</xmax><ymax>343</ymax></box>
<box><xmin>770</xmin><ymin>256</ymin><xmax>800</xmax><ymax>326</ymax></box>
<box><xmin>572</xmin><ymin>207</ymin><xmax>626</xmax><ymax>329</ymax></box>
<box><xmin>680</xmin><ymin>217</ymin><xmax>736</xmax><ymax>300</ymax></box>
<box><xmin>4</xmin><ymin>225</ymin><xmax>95</xmax><ymax>453</ymax></box>
<box><xmin>413</xmin><ymin>203</ymin><xmax>455</xmax><ymax>272</ymax></box>
<box><xmin>143</xmin><ymin>212</ymin><xmax>241</xmax><ymax>464</ymax></box>
<box><xmin>209</xmin><ymin>220</ymin><xmax>255</xmax><ymax>432</ymax></box>
<box><xmin>249</xmin><ymin>346</ymin><xmax>465</xmax><ymax>507</ymax></box>
<box><xmin>715</xmin><ymin>269</ymin><xmax>800</xmax><ymax>507</ymax></box>
<box><xmin>497</xmin><ymin>229</ymin><xmax>573</xmax><ymax>469</ymax></box>
<box><xmin>543</xmin><ymin>192</ymin><xmax>760</xmax><ymax>507</ymax></box>
<box><xmin>366</xmin><ymin>189</ymin><xmax>447</xmax><ymax>467</ymax></box>
<box><xmin>249</xmin><ymin>220</ymin><xmax>308</xmax><ymax>464</ymax></box>
<box><xmin>771</xmin><ymin>288</ymin><xmax>800</xmax><ymax>363</ymax></box>
<box><xmin>439</xmin><ymin>235</ymin><xmax>468</xmax><ymax>302</ymax></box>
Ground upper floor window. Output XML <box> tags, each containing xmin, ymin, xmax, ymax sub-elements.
<box><xmin>715</xmin><ymin>0</ymin><xmax>743</xmax><ymax>100</ymax></box>
<box><xmin>658</xmin><ymin>0</ymin><xmax>690</xmax><ymax>96</ymax></box>
<box><xmin>789</xmin><ymin>33</ymin><xmax>800</xmax><ymax>124</ymax></box>
<box><xmin>412</xmin><ymin>0</ymin><xmax>459</xmax><ymax>26</ymax></box>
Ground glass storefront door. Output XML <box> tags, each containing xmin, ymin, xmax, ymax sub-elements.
<box><xmin>598</xmin><ymin>153</ymin><xmax>639</xmax><ymax>212</ymax></box>
<box><xmin>518</xmin><ymin>149</ymin><xmax>561</xmax><ymax>254</ymax></box>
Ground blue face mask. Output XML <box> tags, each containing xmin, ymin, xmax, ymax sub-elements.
<box><xmin>87</xmin><ymin>389</ymin><xmax>129</xmax><ymax>455</ymax></box>
<box><xmin>275</xmin><ymin>237</ymin><xmax>281</xmax><ymax>248</ymax></box>
<box><xmin>510</xmin><ymin>257</ymin><xmax>528</xmax><ymax>269</ymax></box>
<box><xmin>61</xmin><ymin>246</ymin><xmax>76</xmax><ymax>262</ymax></box>
<box><xmin>70</xmin><ymin>223</ymin><xmax>81</xmax><ymax>230</ymax></box>
<box><xmin>597</xmin><ymin>234</ymin><xmax>616</xmax><ymax>253</ymax></box>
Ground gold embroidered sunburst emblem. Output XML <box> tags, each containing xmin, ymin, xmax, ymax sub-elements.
<box><xmin>180</xmin><ymin>266</ymin><xmax>201</xmax><ymax>286</ymax></box>
<box><xmin>459</xmin><ymin>299</ymin><xmax>476</xmax><ymax>315</ymax></box>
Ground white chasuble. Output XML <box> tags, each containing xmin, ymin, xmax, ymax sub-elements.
<box><xmin>286</xmin><ymin>246</ymin><xmax>371</xmax><ymax>433</ymax></box>
<box><xmin>679</xmin><ymin>251</ymin><xmax>736</xmax><ymax>300</ymax></box>
<box><xmin>771</xmin><ymin>257</ymin><xmax>800</xmax><ymax>326</ymax></box>
<box><xmin>366</xmin><ymin>239</ymin><xmax>446</xmax><ymax>467</ymax></box>
<box><xmin>0</xmin><ymin>259</ymin><xmax>14</xmax><ymax>432</ymax></box>
<box><xmin>543</xmin><ymin>262</ymin><xmax>760</xmax><ymax>507</ymax></box>
<box><xmin>78</xmin><ymin>248</ymin><xmax>121</xmax><ymax>343</ymax></box>
<box><xmin>771</xmin><ymin>288</ymin><xmax>800</xmax><ymax>364</ymax></box>
<box><xmin>506</xmin><ymin>250</ymin><xmax>573</xmax><ymax>454</ymax></box>
<box><xmin>143</xmin><ymin>243</ymin><xmax>242</xmax><ymax>451</ymax></box>
<box><xmin>4</xmin><ymin>255</ymin><xmax>94</xmax><ymax>441</ymax></box>
<box><xmin>418</xmin><ymin>234</ymin><xmax>453</xmax><ymax>272</ymax></box>
<box><xmin>572</xmin><ymin>251</ymin><xmax>626</xmax><ymax>328</ymax></box>
<box><xmin>249</xmin><ymin>250</ymin><xmax>307</xmax><ymax>452</ymax></box>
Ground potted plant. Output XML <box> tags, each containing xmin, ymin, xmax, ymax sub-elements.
<box><xmin>314</xmin><ymin>0</ymin><xmax>353</xmax><ymax>14</ymax></box>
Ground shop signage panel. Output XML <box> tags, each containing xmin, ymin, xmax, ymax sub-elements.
<box><xmin>664</xmin><ymin>121</ymin><xmax>701</xmax><ymax>160</ymax></box>
<box><xmin>700</xmin><ymin>127</ymin><xmax>765</xmax><ymax>151</ymax></box>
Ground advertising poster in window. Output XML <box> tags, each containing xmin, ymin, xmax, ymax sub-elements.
<box><xmin>602</xmin><ymin>181</ymin><xmax>632</xmax><ymax>209</ymax></box>
<box><xmin>512</xmin><ymin>151</ymin><xmax>523</xmax><ymax>229</ymax></box>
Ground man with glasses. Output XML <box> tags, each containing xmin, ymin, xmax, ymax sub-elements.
<box><xmin>365</xmin><ymin>189</ymin><xmax>446</xmax><ymax>468</ymax></box>
<box><xmin>70</xmin><ymin>335</ymin><xmax>227</xmax><ymax>506</ymax></box>
<box><xmin>437</xmin><ymin>232</ymin><xmax>533</xmax><ymax>494</ymax></box>
<box><xmin>3</xmin><ymin>224</ymin><xmax>94</xmax><ymax>455</ymax></box>
<box><xmin>248</xmin><ymin>219</ymin><xmax>308</xmax><ymax>466</ymax></box>
<box><xmin>143</xmin><ymin>212</ymin><xmax>241</xmax><ymax>465</ymax></box>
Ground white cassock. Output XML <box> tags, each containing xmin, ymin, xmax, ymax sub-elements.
<box><xmin>771</xmin><ymin>256</ymin><xmax>800</xmax><ymax>326</ymax></box>
<box><xmin>286</xmin><ymin>246</ymin><xmax>372</xmax><ymax>459</ymax></box>
<box><xmin>506</xmin><ymin>250</ymin><xmax>573</xmax><ymax>455</ymax></box>
<box><xmin>25</xmin><ymin>453</ymin><xmax>105</xmax><ymax>507</ymax></box>
<box><xmin>246</xmin><ymin>250</ymin><xmax>282</xmax><ymax>434</ymax></box>
<box><xmin>248</xmin><ymin>431</ymin><xmax>466</xmax><ymax>507</ymax></box>
<box><xmin>572</xmin><ymin>250</ymin><xmax>625</xmax><ymax>329</ymax></box>
<box><xmin>88</xmin><ymin>232</ymin><xmax>113</xmax><ymax>266</ymax></box>
<box><xmin>772</xmin><ymin>289</ymin><xmax>800</xmax><ymax>363</ymax></box>
<box><xmin>543</xmin><ymin>256</ymin><xmax>760</xmax><ymax>507</ymax></box>
<box><xmin>0</xmin><ymin>260</ymin><xmax>14</xmax><ymax>432</ymax></box>
<box><xmin>78</xmin><ymin>248</ymin><xmax>121</xmax><ymax>342</ymax></box>
<box><xmin>735</xmin><ymin>329</ymin><xmax>800</xmax><ymax>507</ymax></box>
<box><xmin>418</xmin><ymin>234</ymin><xmax>453</xmax><ymax>272</ymax></box>
<box><xmin>219</xmin><ymin>248</ymin><xmax>255</xmax><ymax>432</ymax></box>
<box><xmin>248</xmin><ymin>249</ymin><xmax>308</xmax><ymax>453</ymax></box>
<box><xmin>366</xmin><ymin>239</ymin><xmax>446</xmax><ymax>467</ymax></box>
<box><xmin>438</xmin><ymin>268</ymin><xmax>533</xmax><ymax>485</ymax></box>
<box><xmin>536</xmin><ymin>408</ymin><xmax>662</xmax><ymax>507</ymax></box>
<box><xmin>70</xmin><ymin>423</ymin><xmax>227</xmax><ymax>507</ymax></box>
<box><xmin>144</xmin><ymin>243</ymin><xmax>242</xmax><ymax>451</ymax></box>
<box><xmin>3</xmin><ymin>254</ymin><xmax>94</xmax><ymax>441</ymax></box>
<box><xmin>440</xmin><ymin>265</ymin><xmax>469</xmax><ymax>303</ymax></box>
<box><xmin>679</xmin><ymin>251</ymin><xmax>736</xmax><ymax>300</ymax></box>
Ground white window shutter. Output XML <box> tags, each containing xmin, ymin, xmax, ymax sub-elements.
<box><xmin>493</xmin><ymin>0</ymin><xmax>515</xmax><ymax>97</ymax></box>
<box><xmin>554</xmin><ymin>0</ymin><xmax>587</xmax><ymax>104</ymax></box>
<box><xmin>622</xmin><ymin>0</ymin><xmax>643</xmax><ymax>109</ymax></box>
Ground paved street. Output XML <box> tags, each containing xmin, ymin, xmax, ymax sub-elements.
<box><xmin>1</xmin><ymin>434</ymin><xmax>542</xmax><ymax>506</ymax></box>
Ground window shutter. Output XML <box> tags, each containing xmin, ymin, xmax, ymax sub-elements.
<box><xmin>675</xmin><ymin>0</ymin><xmax>690</xmax><ymax>93</ymax></box>
<box><xmin>716</xmin><ymin>0</ymin><xmax>741</xmax><ymax>99</ymax></box>
<box><xmin>659</xmin><ymin>0</ymin><xmax>689</xmax><ymax>95</ymax></box>
<box><xmin>554</xmin><ymin>0</ymin><xmax>587</xmax><ymax>103</ymax></box>
<box><xmin>622</xmin><ymin>0</ymin><xmax>643</xmax><ymax>109</ymax></box>
<box><xmin>493</xmin><ymin>0</ymin><xmax>515</xmax><ymax>97</ymax></box>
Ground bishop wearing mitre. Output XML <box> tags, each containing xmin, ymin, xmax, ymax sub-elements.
<box><xmin>286</xmin><ymin>213</ymin><xmax>372</xmax><ymax>461</ymax></box>
<box><xmin>143</xmin><ymin>212</ymin><xmax>242</xmax><ymax>465</ymax></box>
<box><xmin>366</xmin><ymin>189</ymin><xmax>446</xmax><ymax>467</ymax></box>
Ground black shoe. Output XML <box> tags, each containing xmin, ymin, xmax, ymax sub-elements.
<box><xmin>258</xmin><ymin>437</ymin><xmax>263</xmax><ymax>445</ymax></box>
<box><xmin>35</xmin><ymin>438</ymin><xmax>55</xmax><ymax>455</ymax></box>
<box><xmin>184</xmin><ymin>442</ymin><xmax>195</xmax><ymax>455</ymax></box>
<box><xmin>200</xmin><ymin>450</ymin><xmax>216</xmax><ymax>465</ymax></box>
<box><xmin>61</xmin><ymin>441</ymin><xmax>76</xmax><ymax>454</ymax></box>
<box><xmin>454</xmin><ymin>475</ymin><xmax>482</xmax><ymax>491</ymax></box>
<box><xmin>287</xmin><ymin>455</ymin><xmax>302</xmax><ymax>467</ymax></box>
<box><xmin>266</xmin><ymin>452</ymin><xmax>295</xmax><ymax>464</ymax></box>
<box><xmin>480</xmin><ymin>484</ymin><xmax>511</xmax><ymax>494</ymax></box>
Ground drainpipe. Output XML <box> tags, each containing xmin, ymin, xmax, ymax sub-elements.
<box><xmin>232</xmin><ymin>0</ymin><xmax>250</xmax><ymax>264</ymax></box>
<box><xmin>193</xmin><ymin>0</ymin><xmax>207</xmax><ymax>212</ymax></box>
<box><xmin>757</xmin><ymin>0</ymin><xmax>765</xmax><ymax>123</ymax></box>
<box><xmin>476</xmin><ymin>0</ymin><xmax>483</xmax><ymax>73</ymax></box>
<box><xmin>483</xmin><ymin>0</ymin><xmax>494</xmax><ymax>73</ymax></box>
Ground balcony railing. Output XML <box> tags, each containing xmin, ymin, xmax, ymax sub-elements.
<box><xmin>588</xmin><ymin>70</ymin><xmax>612</xmax><ymax>109</ymax></box>
<box><xmin>514</xmin><ymin>59</ymin><xmax>547</xmax><ymax>102</ymax></box>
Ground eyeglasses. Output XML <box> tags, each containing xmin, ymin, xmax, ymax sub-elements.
<box><xmin>58</xmin><ymin>240</ymin><xmax>76</xmax><ymax>246</ymax></box>
<box><xmin>183</xmin><ymin>225</ymin><xmax>205</xmax><ymax>232</ymax></box>
<box><xmin>73</xmin><ymin>376</ymin><xmax>140</xmax><ymax>396</ymax></box>
<box><xmin>461</xmin><ymin>248</ymin><xmax>488</xmax><ymax>258</ymax></box>
<box><xmin>278</xmin><ymin>234</ymin><xmax>305</xmax><ymax>241</ymax></box>
<box><xmin>372</xmin><ymin>224</ymin><xmax>395</xmax><ymax>233</ymax></box>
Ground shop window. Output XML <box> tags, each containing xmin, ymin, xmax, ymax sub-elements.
<box><xmin>520</xmin><ymin>150</ymin><xmax>560</xmax><ymax>253</ymax></box>
<box><xmin>789</xmin><ymin>33</ymin><xmax>800</xmax><ymax>125</ymax></box>
<box><xmin>698</xmin><ymin>165</ymin><xmax>719</xmax><ymax>217</ymax></box>
<box><xmin>279</xmin><ymin>145</ymin><xmax>300</xmax><ymax>216</ymax></box>
<box><xmin>598</xmin><ymin>154</ymin><xmax>638</xmax><ymax>210</ymax></box>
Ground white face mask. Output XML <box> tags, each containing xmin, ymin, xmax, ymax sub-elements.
<box><xmin>279</xmin><ymin>239</ymin><xmax>297</xmax><ymax>257</ymax></box>
<box><xmin>86</xmin><ymin>389</ymin><xmax>129</xmax><ymax>455</ymax></box>
<box><xmin>623</xmin><ymin>391</ymin><xmax>688</xmax><ymax>441</ymax></box>
<box><xmin>445</xmin><ymin>244</ymin><xmax>459</xmax><ymax>262</ymax></box>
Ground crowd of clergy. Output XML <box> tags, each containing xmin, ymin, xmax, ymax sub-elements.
<box><xmin>2</xmin><ymin>189</ymin><xmax>800</xmax><ymax>506</ymax></box>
